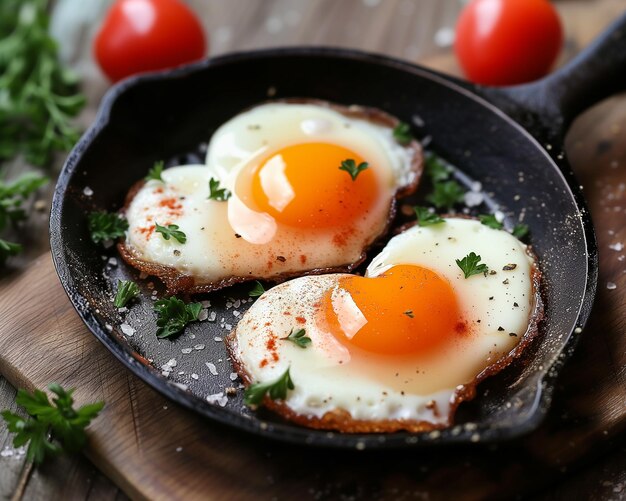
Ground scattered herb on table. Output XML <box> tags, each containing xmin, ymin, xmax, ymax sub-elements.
<box><xmin>88</xmin><ymin>211</ymin><xmax>128</xmax><ymax>244</ymax></box>
<box><xmin>456</xmin><ymin>252</ymin><xmax>489</xmax><ymax>279</ymax></box>
<box><xmin>282</xmin><ymin>328</ymin><xmax>311</xmax><ymax>349</ymax></box>
<box><xmin>249</xmin><ymin>280</ymin><xmax>266</xmax><ymax>297</ymax></box>
<box><xmin>426</xmin><ymin>179</ymin><xmax>465</xmax><ymax>210</ymax></box>
<box><xmin>512</xmin><ymin>223</ymin><xmax>529</xmax><ymax>239</ymax></box>
<box><xmin>114</xmin><ymin>280</ymin><xmax>139</xmax><ymax>308</ymax></box>
<box><xmin>0</xmin><ymin>173</ymin><xmax>48</xmax><ymax>264</ymax></box>
<box><xmin>414</xmin><ymin>206</ymin><xmax>445</xmax><ymax>227</ymax></box>
<box><xmin>0</xmin><ymin>0</ymin><xmax>86</xmax><ymax>168</ymax></box>
<box><xmin>393</xmin><ymin>122</ymin><xmax>412</xmax><ymax>145</ymax></box>
<box><xmin>478</xmin><ymin>214</ymin><xmax>503</xmax><ymax>230</ymax></box>
<box><xmin>155</xmin><ymin>222</ymin><xmax>186</xmax><ymax>244</ymax></box>
<box><xmin>1</xmin><ymin>383</ymin><xmax>104</xmax><ymax>465</ymax></box>
<box><xmin>243</xmin><ymin>367</ymin><xmax>295</xmax><ymax>407</ymax></box>
<box><xmin>154</xmin><ymin>297</ymin><xmax>202</xmax><ymax>338</ymax></box>
<box><xmin>424</xmin><ymin>153</ymin><xmax>451</xmax><ymax>183</ymax></box>
<box><xmin>145</xmin><ymin>161</ymin><xmax>164</xmax><ymax>182</ymax></box>
<box><xmin>208</xmin><ymin>178</ymin><xmax>231</xmax><ymax>201</ymax></box>
<box><xmin>339</xmin><ymin>159</ymin><xmax>369</xmax><ymax>181</ymax></box>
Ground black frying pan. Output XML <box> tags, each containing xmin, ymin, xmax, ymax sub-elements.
<box><xmin>50</xmin><ymin>14</ymin><xmax>626</xmax><ymax>449</ymax></box>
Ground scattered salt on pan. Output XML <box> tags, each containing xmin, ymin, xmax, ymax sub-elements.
<box><xmin>161</xmin><ymin>371</ymin><xmax>170</xmax><ymax>377</ymax></box>
<box><xmin>464</xmin><ymin>191</ymin><xmax>484</xmax><ymax>207</ymax></box>
<box><xmin>178</xmin><ymin>371</ymin><xmax>185</xmax><ymax>375</ymax></box>
<box><xmin>206</xmin><ymin>362</ymin><xmax>218</xmax><ymax>375</ymax></box>
<box><xmin>120</xmin><ymin>323</ymin><xmax>135</xmax><ymax>336</ymax></box>
<box><xmin>191</xmin><ymin>373</ymin><xmax>199</xmax><ymax>380</ymax></box>
<box><xmin>175</xmin><ymin>446</ymin><xmax>183</xmax><ymax>452</ymax></box>
<box><xmin>118</xmin><ymin>307</ymin><xmax>128</xmax><ymax>313</ymax></box>
<box><xmin>105</xmin><ymin>323</ymin><xmax>113</xmax><ymax>332</ymax></box>
<box><xmin>225</xmin><ymin>324</ymin><xmax>232</xmax><ymax>331</ymax></box>
<box><xmin>172</xmin><ymin>383</ymin><xmax>188</xmax><ymax>391</ymax></box>
<box><xmin>230</xmin><ymin>372</ymin><xmax>238</xmax><ymax>381</ymax></box>
<box><xmin>107</xmin><ymin>257</ymin><xmax>118</xmax><ymax>266</ymax></box>
<box><xmin>198</xmin><ymin>309</ymin><xmax>209</xmax><ymax>321</ymax></box>
<box><xmin>201</xmin><ymin>300</ymin><xmax>211</xmax><ymax>308</ymax></box>
<box><xmin>83</xmin><ymin>186</ymin><xmax>94</xmax><ymax>197</ymax></box>
<box><xmin>233</xmin><ymin>310</ymin><xmax>241</xmax><ymax>317</ymax></box>
<box><xmin>206</xmin><ymin>392</ymin><xmax>228</xmax><ymax>407</ymax></box>
<box><xmin>214</xmin><ymin>337</ymin><xmax>222</xmax><ymax>342</ymax></box>
<box><xmin>225</xmin><ymin>301</ymin><xmax>232</xmax><ymax>309</ymax></box>
<box><xmin>208</xmin><ymin>312</ymin><xmax>217</xmax><ymax>322</ymax></box>
<box><xmin>607</xmin><ymin>282</ymin><xmax>617</xmax><ymax>290</ymax></box>
<box><xmin>609</xmin><ymin>243</ymin><xmax>624</xmax><ymax>251</ymax></box>
<box><xmin>194</xmin><ymin>344</ymin><xmax>205</xmax><ymax>350</ymax></box>
<box><xmin>494</xmin><ymin>211</ymin><xmax>505</xmax><ymax>223</ymax></box>
<box><xmin>181</xmin><ymin>348</ymin><xmax>192</xmax><ymax>354</ymax></box>
<box><xmin>233</xmin><ymin>299</ymin><xmax>241</xmax><ymax>308</ymax></box>
<box><xmin>167</xmin><ymin>358</ymin><xmax>177</xmax><ymax>367</ymax></box>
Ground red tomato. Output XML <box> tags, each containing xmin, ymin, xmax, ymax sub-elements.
<box><xmin>454</xmin><ymin>0</ymin><xmax>562</xmax><ymax>86</ymax></box>
<box><xmin>94</xmin><ymin>0</ymin><xmax>207</xmax><ymax>82</ymax></box>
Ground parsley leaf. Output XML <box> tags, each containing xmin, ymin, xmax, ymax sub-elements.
<box><xmin>425</xmin><ymin>153</ymin><xmax>451</xmax><ymax>183</ymax></box>
<box><xmin>0</xmin><ymin>1</ymin><xmax>85</xmax><ymax>167</ymax></box>
<box><xmin>512</xmin><ymin>223</ymin><xmax>530</xmax><ymax>239</ymax></box>
<box><xmin>414</xmin><ymin>206</ymin><xmax>445</xmax><ymax>227</ymax></box>
<box><xmin>339</xmin><ymin>159</ymin><xmax>369</xmax><ymax>181</ymax></box>
<box><xmin>282</xmin><ymin>328</ymin><xmax>311</xmax><ymax>348</ymax></box>
<box><xmin>114</xmin><ymin>280</ymin><xmax>140</xmax><ymax>308</ymax></box>
<box><xmin>456</xmin><ymin>252</ymin><xmax>489</xmax><ymax>279</ymax></box>
<box><xmin>393</xmin><ymin>122</ymin><xmax>412</xmax><ymax>145</ymax></box>
<box><xmin>243</xmin><ymin>367</ymin><xmax>295</xmax><ymax>407</ymax></box>
<box><xmin>249</xmin><ymin>280</ymin><xmax>265</xmax><ymax>297</ymax></box>
<box><xmin>426</xmin><ymin>180</ymin><xmax>465</xmax><ymax>209</ymax></box>
<box><xmin>1</xmin><ymin>383</ymin><xmax>104</xmax><ymax>465</ymax></box>
<box><xmin>155</xmin><ymin>222</ymin><xmax>186</xmax><ymax>244</ymax></box>
<box><xmin>0</xmin><ymin>238</ymin><xmax>22</xmax><ymax>264</ymax></box>
<box><xmin>478</xmin><ymin>214</ymin><xmax>503</xmax><ymax>230</ymax></box>
<box><xmin>88</xmin><ymin>211</ymin><xmax>128</xmax><ymax>244</ymax></box>
<box><xmin>145</xmin><ymin>161</ymin><xmax>164</xmax><ymax>182</ymax></box>
<box><xmin>153</xmin><ymin>297</ymin><xmax>201</xmax><ymax>338</ymax></box>
<box><xmin>208</xmin><ymin>178</ymin><xmax>231</xmax><ymax>201</ymax></box>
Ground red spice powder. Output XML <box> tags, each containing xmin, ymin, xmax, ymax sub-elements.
<box><xmin>296</xmin><ymin>316</ymin><xmax>306</xmax><ymax>324</ymax></box>
<box><xmin>300</xmin><ymin>254</ymin><xmax>307</xmax><ymax>264</ymax></box>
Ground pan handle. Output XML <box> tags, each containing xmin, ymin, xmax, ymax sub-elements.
<box><xmin>478</xmin><ymin>11</ymin><xmax>626</xmax><ymax>144</ymax></box>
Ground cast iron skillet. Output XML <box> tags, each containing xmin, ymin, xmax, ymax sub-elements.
<box><xmin>51</xmin><ymin>14</ymin><xmax>626</xmax><ymax>449</ymax></box>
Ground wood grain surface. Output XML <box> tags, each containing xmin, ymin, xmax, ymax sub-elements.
<box><xmin>1</xmin><ymin>0</ymin><xmax>625</xmax><ymax>500</ymax></box>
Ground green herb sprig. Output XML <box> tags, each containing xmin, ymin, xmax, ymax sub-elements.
<box><xmin>114</xmin><ymin>280</ymin><xmax>139</xmax><ymax>308</ymax></box>
<box><xmin>145</xmin><ymin>161</ymin><xmax>164</xmax><ymax>182</ymax></box>
<box><xmin>426</xmin><ymin>180</ymin><xmax>465</xmax><ymax>209</ymax></box>
<box><xmin>456</xmin><ymin>252</ymin><xmax>489</xmax><ymax>279</ymax></box>
<box><xmin>249</xmin><ymin>281</ymin><xmax>265</xmax><ymax>297</ymax></box>
<box><xmin>424</xmin><ymin>153</ymin><xmax>451</xmax><ymax>183</ymax></box>
<box><xmin>478</xmin><ymin>214</ymin><xmax>503</xmax><ymax>230</ymax></box>
<box><xmin>282</xmin><ymin>328</ymin><xmax>311</xmax><ymax>349</ymax></box>
<box><xmin>0</xmin><ymin>0</ymin><xmax>86</xmax><ymax>167</ymax></box>
<box><xmin>154</xmin><ymin>297</ymin><xmax>201</xmax><ymax>338</ymax></box>
<box><xmin>88</xmin><ymin>211</ymin><xmax>128</xmax><ymax>244</ymax></box>
<box><xmin>512</xmin><ymin>223</ymin><xmax>529</xmax><ymax>239</ymax></box>
<box><xmin>243</xmin><ymin>367</ymin><xmax>295</xmax><ymax>407</ymax></box>
<box><xmin>1</xmin><ymin>383</ymin><xmax>104</xmax><ymax>464</ymax></box>
<box><xmin>208</xmin><ymin>178</ymin><xmax>231</xmax><ymax>201</ymax></box>
<box><xmin>339</xmin><ymin>159</ymin><xmax>369</xmax><ymax>181</ymax></box>
<box><xmin>393</xmin><ymin>122</ymin><xmax>412</xmax><ymax>145</ymax></box>
<box><xmin>155</xmin><ymin>222</ymin><xmax>186</xmax><ymax>244</ymax></box>
<box><xmin>414</xmin><ymin>206</ymin><xmax>445</xmax><ymax>227</ymax></box>
<box><xmin>0</xmin><ymin>173</ymin><xmax>48</xmax><ymax>264</ymax></box>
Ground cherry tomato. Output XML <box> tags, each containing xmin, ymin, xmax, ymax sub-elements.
<box><xmin>94</xmin><ymin>0</ymin><xmax>207</xmax><ymax>82</ymax></box>
<box><xmin>454</xmin><ymin>0</ymin><xmax>563</xmax><ymax>86</ymax></box>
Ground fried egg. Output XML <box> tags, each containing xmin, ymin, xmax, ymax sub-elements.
<box><xmin>120</xmin><ymin>101</ymin><xmax>421</xmax><ymax>293</ymax></box>
<box><xmin>227</xmin><ymin>218</ymin><xmax>542</xmax><ymax>432</ymax></box>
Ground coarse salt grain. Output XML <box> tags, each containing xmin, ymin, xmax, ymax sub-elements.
<box><xmin>120</xmin><ymin>323</ymin><xmax>135</xmax><ymax>336</ymax></box>
<box><xmin>214</xmin><ymin>337</ymin><xmax>222</xmax><ymax>342</ymax></box>
<box><xmin>194</xmin><ymin>344</ymin><xmax>205</xmax><ymax>350</ymax></box>
<box><xmin>609</xmin><ymin>243</ymin><xmax>624</xmax><ymax>251</ymax></box>
<box><xmin>191</xmin><ymin>373</ymin><xmax>199</xmax><ymax>380</ymax></box>
<box><xmin>198</xmin><ymin>309</ymin><xmax>209</xmax><ymax>321</ymax></box>
<box><xmin>83</xmin><ymin>186</ymin><xmax>94</xmax><ymax>196</ymax></box>
<box><xmin>206</xmin><ymin>362</ymin><xmax>218</xmax><ymax>375</ymax></box>
<box><xmin>607</xmin><ymin>282</ymin><xmax>617</xmax><ymax>290</ymax></box>
<box><xmin>230</xmin><ymin>372</ymin><xmax>238</xmax><ymax>381</ymax></box>
<box><xmin>208</xmin><ymin>312</ymin><xmax>217</xmax><ymax>322</ymax></box>
<box><xmin>206</xmin><ymin>392</ymin><xmax>228</xmax><ymax>407</ymax></box>
<box><xmin>181</xmin><ymin>348</ymin><xmax>192</xmax><ymax>354</ymax></box>
<box><xmin>105</xmin><ymin>323</ymin><xmax>113</xmax><ymax>332</ymax></box>
<box><xmin>201</xmin><ymin>300</ymin><xmax>211</xmax><ymax>308</ymax></box>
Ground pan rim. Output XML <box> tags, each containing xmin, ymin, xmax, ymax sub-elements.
<box><xmin>49</xmin><ymin>46</ymin><xmax>598</xmax><ymax>449</ymax></box>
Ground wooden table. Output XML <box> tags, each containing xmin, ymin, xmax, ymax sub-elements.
<box><xmin>1</xmin><ymin>0</ymin><xmax>625</xmax><ymax>499</ymax></box>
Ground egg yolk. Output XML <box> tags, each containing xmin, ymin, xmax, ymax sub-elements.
<box><xmin>323</xmin><ymin>265</ymin><xmax>462</xmax><ymax>355</ymax></box>
<box><xmin>250</xmin><ymin>142</ymin><xmax>379</xmax><ymax>228</ymax></box>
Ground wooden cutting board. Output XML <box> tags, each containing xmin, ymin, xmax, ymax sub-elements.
<box><xmin>1</xmin><ymin>72</ymin><xmax>626</xmax><ymax>501</ymax></box>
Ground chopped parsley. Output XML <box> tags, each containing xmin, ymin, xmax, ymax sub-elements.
<box><xmin>88</xmin><ymin>211</ymin><xmax>128</xmax><ymax>244</ymax></box>
<box><xmin>1</xmin><ymin>383</ymin><xmax>104</xmax><ymax>464</ymax></box>
<box><xmin>426</xmin><ymin>180</ymin><xmax>465</xmax><ymax>209</ymax></box>
<box><xmin>512</xmin><ymin>223</ymin><xmax>529</xmax><ymax>239</ymax></box>
<box><xmin>478</xmin><ymin>214</ymin><xmax>503</xmax><ymax>230</ymax></box>
<box><xmin>339</xmin><ymin>159</ymin><xmax>369</xmax><ymax>181</ymax></box>
<box><xmin>208</xmin><ymin>178</ymin><xmax>231</xmax><ymax>201</ymax></box>
<box><xmin>153</xmin><ymin>297</ymin><xmax>202</xmax><ymax>338</ymax></box>
<box><xmin>249</xmin><ymin>280</ymin><xmax>266</xmax><ymax>297</ymax></box>
<box><xmin>243</xmin><ymin>367</ymin><xmax>294</xmax><ymax>407</ymax></box>
<box><xmin>155</xmin><ymin>222</ymin><xmax>186</xmax><ymax>244</ymax></box>
<box><xmin>282</xmin><ymin>328</ymin><xmax>311</xmax><ymax>349</ymax></box>
<box><xmin>456</xmin><ymin>252</ymin><xmax>489</xmax><ymax>279</ymax></box>
<box><xmin>145</xmin><ymin>161</ymin><xmax>164</xmax><ymax>182</ymax></box>
<box><xmin>425</xmin><ymin>153</ymin><xmax>451</xmax><ymax>183</ymax></box>
<box><xmin>392</xmin><ymin>122</ymin><xmax>412</xmax><ymax>145</ymax></box>
<box><xmin>114</xmin><ymin>280</ymin><xmax>139</xmax><ymax>308</ymax></box>
<box><xmin>414</xmin><ymin>206</ymin><xmax>445</xmax><ymax>226</ymax></box>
